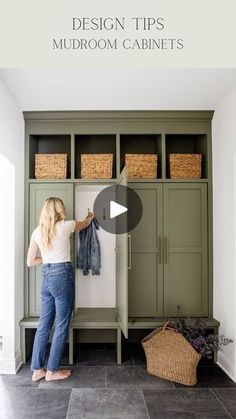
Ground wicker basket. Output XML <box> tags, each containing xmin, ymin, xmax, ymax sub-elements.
<box><xmin>125</xmin><ymin>154</ymin><xmax>157</xmax><ymax>178</ymax></box>
<box><xmin>141</xmin><ymin>321</ymin><xmax>201</xmax><ymax>386</ymax></box>
<box><xmin>35</xmin><ymin>154</ymin><xmax>67</xmax><ymax>179</ymax></box>
<box><xmin>169</xmin><ymin>153</ymin><xmax>202</xmax><ymax>179</ymax></box>
<box><xmin>81</xmin><ymin>154</ymin><xmax>113</xmax><ymax>179</ymax></box>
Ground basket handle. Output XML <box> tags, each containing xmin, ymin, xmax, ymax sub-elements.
<box><xmin>141</xmin><ymin>320</ymin><xmax>174</xmax><ymax>345</ymax></box>
<box><xmin>162</xmin><ymin>320</ymin><xmax>170</xmax><ymax>331</ymax></box>
<box><xmin>162</xmin><ymin>320</ymin><xmax>175</xmax><ymax>332</ymax></box>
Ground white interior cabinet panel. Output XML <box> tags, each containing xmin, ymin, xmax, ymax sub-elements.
<box><xmin>75</xmin><ymin>185</ymin><xmax>116</xmax><ymax>308</ymax></box>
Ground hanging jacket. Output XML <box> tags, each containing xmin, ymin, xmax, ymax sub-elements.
<box><xmin>76</xmin><ymin>217</ymin><xmax>101</xmax><ymax>275</ymax></box>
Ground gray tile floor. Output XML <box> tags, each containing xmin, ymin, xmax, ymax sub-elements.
<box><xmin>1</xmin><ymin>344</ymin><xmax>236</xmax><ymax>419</ymax></box>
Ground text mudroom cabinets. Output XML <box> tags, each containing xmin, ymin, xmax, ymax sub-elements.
<box><xmin>23</xmin><ymin>111</ymin><xmax>215</xmax><ymax>352</ymax></box>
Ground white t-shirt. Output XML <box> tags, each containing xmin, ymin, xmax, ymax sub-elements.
<box><xmin>31</xmin><ymin>220</ymin><xmax>76</xmax><ymax>264</ymax></box>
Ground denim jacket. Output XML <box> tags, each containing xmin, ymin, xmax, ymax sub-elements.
<box><xmin>76</xmin><ymin>217</ymin><xmax>101</xmax><ymax>275</ymax></box>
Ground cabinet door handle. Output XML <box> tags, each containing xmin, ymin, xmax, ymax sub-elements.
<box><xmin>128</xmin><ymin>234</ymin><xmax>132</xmax><ymax>270</ymax></box>
<box><xmin>158</xmin><ymin>236</ymin><xmax>162</xmax><ymax>264</ymax></box>
<box><xmin>164</xmin><ymin>236</ymin><xmax>168</xmax><ymax>264</ymax></box>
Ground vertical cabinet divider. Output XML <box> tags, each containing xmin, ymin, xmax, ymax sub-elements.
<box><xmin>161</xmin><ymin>133</ymin><xmax>166</xmax><ymax>180</ymax></box>
<box><xmin>116</xmin><ymin>133</ymin><xmax>120</xmax><ymax>179</ymax></box>
<box><xmin>71</xmin><ymin>133</ymin><xmax>75</xmax><ymax>181</ymax></box>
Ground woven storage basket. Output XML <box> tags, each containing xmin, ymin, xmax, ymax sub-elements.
<box><xmin>141</xmin><ymin>321</ymin><xmax>201</xmax><ymax>386</ymax></box>
<box><xmin>169</xmin><ymin>153</ymin><xmax>202</xmax><ymax>179</ymax></box>
<box><xmin>125</xmin><ymin>154</ymin><xmax>157</xmax><ymax>178</ymax></box>
<box><xmin>81</xmin><ymin>154</ymin><xmax>113</xmax><ymax>179</ymax></box>
<box><xmin>35</xmin><ymin>154</ymin><xmax>67</xmax><ymax>179</ymax></box>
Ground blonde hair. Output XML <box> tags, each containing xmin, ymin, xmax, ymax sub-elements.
<box><xmin>39</xmin><ymin>197</ymin><xmax>65</xmax><ymax>249</ymax></box>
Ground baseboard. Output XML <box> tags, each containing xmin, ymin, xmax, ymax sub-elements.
<box><xmin>0</xmin><ymin>350</ymin><xmax>23</xmax><ymax>374</ymax></box>
<box><xmin>217</xmin><ymin>350</ymin><xmax>236</xmax><ymax>382</ymax></box>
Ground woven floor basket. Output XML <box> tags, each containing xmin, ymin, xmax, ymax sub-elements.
<box><xmin>81</xmin><ymin>154</ymin><xmax>113</xmax><ymax>179</ymax></box>
<box><xmin>125</xmin><ymin>154</ymin><xmax>157</xmax><ymax>178</ymax></box>
<box><xmin>142</xmin><ymin>322</ymin><xmax>201</xmax><ymax>386</ymax></box>
<box><xmin>169</xmin><ymin>153</ymin><xmax>202</xmax><ymax>179</ymax></box>
<box><xmin>35</xmin><ymin>154</ymin><xmax>67</xmax><ymax>179</ymax></box>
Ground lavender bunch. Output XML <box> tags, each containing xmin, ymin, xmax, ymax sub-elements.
<box><xmin>168</xmin><ymin>318</ymin><xmax>233</xmax><ymax>359</ymax></box>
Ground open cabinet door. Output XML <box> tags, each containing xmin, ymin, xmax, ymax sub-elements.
<box><xmin>116</xmin><ymin>166</ymin><xmax>129</xmax><ymax>338</ymax></box>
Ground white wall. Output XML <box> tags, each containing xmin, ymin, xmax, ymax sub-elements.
<box><xmin>75</xmin><ymin>185</ymin><xmax>116</xmax><ymax>308</ymax></box>
<box><xmin>212</xmin><ymin>87</ymin><xmax>236</xmax><ymax>380</ymax></box>
<box><xmin>0</xmin><ymin>76</ymin><xmax>24</xmax><ymax>373</ymax></box>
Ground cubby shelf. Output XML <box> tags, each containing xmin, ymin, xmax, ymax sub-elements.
<box><xmin>29</xmin><ymin>134</ymin><xmax>71</xmax><ymax>179</ymax></box>
<box><xmin>165</xmin><ymin>134</ymin><xmax>208</xmax><ymax>179</ymax></box>
<box><xmin>28</xmin><ymin>179</ymin><xmax>74</xmax><ymax>183</ymax></box>
<box><xmin>74</xmin><ymin>134</ymin><xmax>117</xmax><ymax>179</ymax></box>
<box><xmin>121</xmin><ymin>178</ymin><xmax>209</xmax><ymax>183</ymax></box>
<box><xmin>28</xmin><ymin>178</ymin><xmax>209</xmax><ymax>184</ymax></box>
<box><xmin>28</xmin><ymin>132</ymin><xmax>209</xmax><ymax>181</ymax></box>
<box><xmin>120</xmin><ymin>134</ymin><xmax>162</xmax><ymax>179</ymax></box>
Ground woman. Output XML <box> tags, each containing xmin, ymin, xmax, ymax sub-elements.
<box><xmin>27</xmin><ymin>197</ymin><xmax>94</xmax><ymax>382</ymax></box>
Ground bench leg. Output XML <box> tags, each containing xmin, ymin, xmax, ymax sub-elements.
<box><xmin>69</xmin><ymin>328</ymin><xmax>74</xmax><ymax>365</ymax></box>
<box><xmin>116</xmin><ymin>327</ymin><xmax>121</xmax><ymax>365</ymax></box>
<box><xmin>213</xmin><ymin>327</ymin><xmax>218</xmax><ymax>364</ymax></box>
<box><xmin>21</xmin><ymin>327</ymin><xmax>26</xmax><ymax>364</ymax></box>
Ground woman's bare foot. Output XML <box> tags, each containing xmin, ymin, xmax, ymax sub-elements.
<box><xmin>32</xmin><ymin>368</ymin><xmax>47</xmax><ymax>382</ymax></box>
<box><xmin>45</xmin><ymin>369</ymin><xmax>71</xmax><ymax>381</ymax></box>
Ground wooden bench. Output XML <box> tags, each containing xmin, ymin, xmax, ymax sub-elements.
<box><xmin>20</xmin><ymin>314</ymin><xmax>220</xmax><ymax>365</ymax></box>
<box><xmin>69</xmin><ymin>308</ymin><xmax>122</xmax><ymax>365</ymax></box>
<box><xmin>19</xmin><ymin>317</ymin><xmax>40</xmax><ymax>363</ymax></box>
<box><xmin>20</xmin><ymin>308</ymin><xmax>122</xmax><ymax>365</ymax></box>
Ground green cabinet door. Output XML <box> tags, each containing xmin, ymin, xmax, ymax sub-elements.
<box><xmin>116</xmin><ymin>167</ymin><xmax>128</xmax><ymax>337</ymax></box>
<box><xmin>128</xmin><ymin>184</ymin><xmax>163</xmax><ymax>317</ymax></box>
<box><xmin>163</xmin><ymin>183</ymin><xmax>208</xmax><ymax>317</ymax></box>
<box><xmin>29</xmin><ymin>183</ymin><xmax>74</xmax><ymax>317</ymax></box>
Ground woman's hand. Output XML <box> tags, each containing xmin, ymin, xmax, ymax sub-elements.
<box><xmin>84</xmin><ymin>212</ymin><xmax>94</xmax><ymax>227</ymax></box>
<box><xmin>86</xmin><ymin>212</ymin><xmax>94</xmax><ymax>221</ymax></box>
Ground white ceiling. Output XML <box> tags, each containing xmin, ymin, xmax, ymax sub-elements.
<box><xmin>1</xmin><ymin>68</ymin><xmax>236</xmax><ymax>111</ymax></box>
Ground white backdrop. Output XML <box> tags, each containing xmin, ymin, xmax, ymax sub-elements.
<box><xmin>75</xmin><ymin>185</ymin><xmax>116</xmax><ymax>308</ymax></box>
<box><xmin>212</xmin><ymin>87</ymin><xmax>236</xmax><ymax>380</ymax></box>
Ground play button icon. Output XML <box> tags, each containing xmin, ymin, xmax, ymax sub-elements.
<box><xmin>110</xmin><ymin>201</ymin><xmax>128</xmax><ymax>219</ymax></box>
<box><xmin>93</xmin><ymin>184</ymin><xmax>143</xmax><ymax>234</ymax></box>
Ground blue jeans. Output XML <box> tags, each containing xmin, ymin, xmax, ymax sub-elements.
<box><xmin>31</xmin><ymin>262</ymin><xmax>75</xmax><ymax>372</ymax></box>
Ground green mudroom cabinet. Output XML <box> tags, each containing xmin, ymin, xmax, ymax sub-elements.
<box><xmin>29</xmin><ymin>183</ymin><xmax>74</xmax><ymax>316</ymax></box>
<box><xmin>128</xmin><ymin>183</ymin><xmax>208</xmax><ymax>318</ymax></box>
<box><xmin>20</xmin><ymin>111</ymin><xmax>219</xmax><ymax>364</ymax></box>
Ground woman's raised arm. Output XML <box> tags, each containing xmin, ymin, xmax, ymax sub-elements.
<box><xmin>74</xmin><ymin>212</ymin><xmax>94</xmax><ymax>232</ymax></box>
